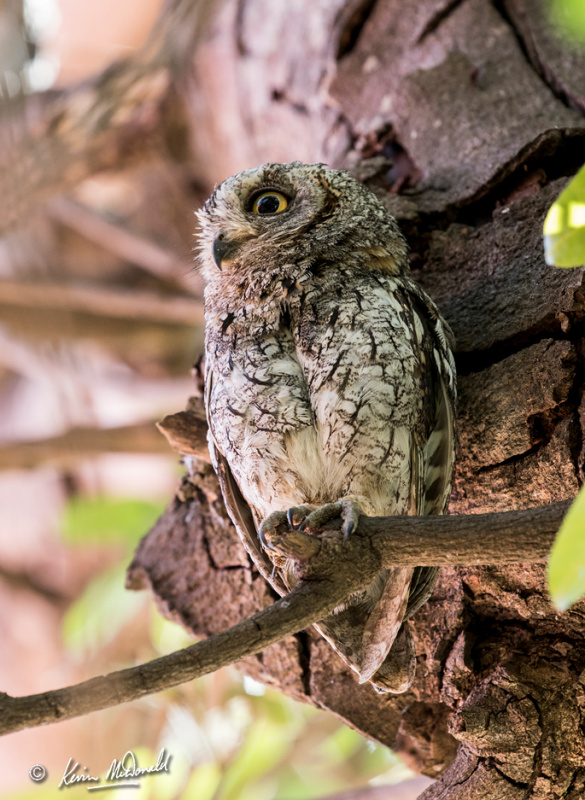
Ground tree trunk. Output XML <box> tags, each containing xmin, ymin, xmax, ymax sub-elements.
<box><xmin>127</xmin><ymin>0</ymin><xmax>585</xmax><ymax>796</ymax></box>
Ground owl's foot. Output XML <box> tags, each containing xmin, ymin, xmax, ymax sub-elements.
<box><xmin>298</xmin><ymin>499</ymin><xmax>361</xmax><ymax>540</ymax></box>
<box><xmin>259</xmin><ymin>498</ymin><xmax>364</xmax><ymax>551</ymax></box>
<box><xmin>258</xmin><ymin>505</ymin><xmax>317</xmax><ymax>549</ymax></box>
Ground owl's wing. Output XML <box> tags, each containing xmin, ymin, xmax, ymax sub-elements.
<box><xmin>405</xmin><ymin>283</ymin><xmax>456</xmax><ymax>617</ymax></box>
<box><xmin>313</xmin><ymin>282</ymin><xmax>456</xmax><ymax>693</ymax></box>
<box><xmin>364</xmin><ymin>283</ymin><xmax>456</xmax><ymax>691</ymax></box>
<box><xmin>205</xmin><ymin>363</ymin><xmax>287</xmax><ymax>594</ymax></box>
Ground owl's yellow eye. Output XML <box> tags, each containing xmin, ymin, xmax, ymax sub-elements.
<box><xmin>251</xmin><ymin>191</ymin><xmax>289</xmax><ymax>215</ymax></box>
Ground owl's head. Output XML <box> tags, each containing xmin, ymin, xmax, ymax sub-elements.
<box><xmin>196</xmin><ymin>162</ymin><xmax>408</xmax><ymax>285</ymax></box>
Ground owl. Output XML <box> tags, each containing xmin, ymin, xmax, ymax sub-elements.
<box><xmin>197</xmin><ymin>162</ymin><xmax>456</xmax><ymax>693</ymax></box>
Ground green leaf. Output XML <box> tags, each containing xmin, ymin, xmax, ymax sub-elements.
<box><xmin>319</xmin><ymin>726</ymin><xmax>363</xmax><ymax>763</ymax></box>
<box><xmin>218</xmin><ymin>719</ymin><xmax>291</xmax><ymax>800</ymax></box>
<box><xmin>548</xmin><ymin>0</ymin><xmax>585</xmax><ymax>42</ymax></box>
<box><xmin>182</xmin><ymin>763</ymin><xmax>222</xmax><ymax>800</ymax></box>
<box><xmin>548</xmin><ymin>486</ymin><xmax>585</xmax><ymax>611</ymax></box>
<box><xmin>61</xmin><ymin>496</ymin><xmax>164</xmax><ymax>546</ymax></box>
<box><xmin>544</xmin><ymin>164</ymin><xmax>585</xmax><ymax>268</ymax></box>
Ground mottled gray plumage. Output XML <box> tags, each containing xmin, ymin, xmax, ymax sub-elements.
<box><xmin>197</xmin><ymin>162</ymin><xmax>456</xmax><ymax>693</ymax></box>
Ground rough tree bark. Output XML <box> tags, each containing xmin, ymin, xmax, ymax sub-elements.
<box><xmin>126</xmin><ymin>0</ymin><xmax>585</xmax><ymax>797</ymax></box>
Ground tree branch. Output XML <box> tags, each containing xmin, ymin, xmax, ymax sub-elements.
<box><xmin>0</xmin><ymin>0</ymin><xmax>221</xmax><ymax>231</ymax></box>
<box><xmin>0</xmin><ymin>280</ymin><xmax>203</xmax><ymax>325</ymax></box>
<box><xmin>333</xmin><ymin>501</ymin><xmax>568</xmax><ymax>566</ymax></box>
<box><xmin>0</xmin><ymin>423</ymin><xmax>171</xmax><ymax>470</ymax></box>
<box><xmin>0</xmin><ymin>499</ymin><xmax>568</xmax><ymax>737</ymax></box>
<box><xmin>258</xmin><ymin>502</ymin><xmax>565</xmax><ymax>568</ymax></box>
<box><xmin>48</xmin><ymin>197</ymin><xmax>202</xmax><ymax>295</ymax></box>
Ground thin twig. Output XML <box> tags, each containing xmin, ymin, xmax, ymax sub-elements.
<box><xmin>0</xmin><ymin>280</ymin><xmax>203</xmax><ymax>325</ymax></box>
<box><xmin>48</xmin><ymin>197</ymin><xmax>202</xmax><ymax>295</ymax></box>
<box><xmin>0</xmin><ymin>423</ymin><xmax>172</xmax><ymax>470</ymax></box>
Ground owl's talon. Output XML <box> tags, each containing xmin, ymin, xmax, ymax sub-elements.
<box><xmin>258</xmin><ymin>510</ymin><xmax>289</xmax><ymax>550</ymax></box>
<box><xmin>260</xmin><ymin>506</ymin><xmax>317</xmax><ymax>549</ymax></box>
<box><xmin>285</xmin><ymin>504</ymin><xmax>316</xmax><ymax>529</ymax></box>
<box><xmin>298</xmin><ymin>501</ymin><xmax>342</xmax><ymax>532</ymax></box>
<box><xmin>341</xmin><ymin>500</ymin><xmax>361</xmax><ymax>540</ymax></box>
<box><xmin>297</xmin><ymin>499</ymin><xmax>362</xmax><ymax>538</ymax></box>
<box><xmin>300</xmin><ymin>503</ymin><xmax>336</xmax><ymax>531</ymax></box>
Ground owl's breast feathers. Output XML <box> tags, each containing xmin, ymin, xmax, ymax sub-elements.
<box><xmin>205</xmin><ymin>264</ymin><xmax>455</xmax><ymax>524</ymax></box>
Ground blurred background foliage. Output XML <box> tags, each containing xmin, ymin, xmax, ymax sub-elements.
<box><xmin>0</xmin><ymin>1</ymin><xmax>417</xmax><ymax>798</ymax></box>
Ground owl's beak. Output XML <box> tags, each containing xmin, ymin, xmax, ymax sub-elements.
<box><xmin>212</xmin><ymin>232</ymin><xmax>242</xmax><ymax>270</ymax></box>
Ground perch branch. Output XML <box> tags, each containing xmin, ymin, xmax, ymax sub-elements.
<box><xmin>267</xmin><ymin>501</ymin><xmax>569</xmax><ymax>567</ymax></box>
<box><xmin>0</xmin><ymin>498</ymin><xmax>570</xmax><ymax>737</ymax></box>
<box><xmin>0</xmin><ymin>540</ymin><xmax>382</xmax><ymax>736</ymax></box>
<box><xmin>369</xmin><ymin>501</ymin><xmax>567</xmax><ymax>564</ymax></box>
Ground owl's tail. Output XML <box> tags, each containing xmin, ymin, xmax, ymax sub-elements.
<box><xmin>368</xmin><ymin>623</ymin><xmax>416</xmax><ymax>694</ymax></box>
<box><xmin>357</xmin><ymin>565</ymin><xmax>413</xmax><ymax>686</ymax></box>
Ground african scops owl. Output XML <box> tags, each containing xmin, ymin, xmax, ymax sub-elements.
<box><xmin>197</xmin><ymin>162</ymin><xmax>456</xmax><ymax>693</ymax></box>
